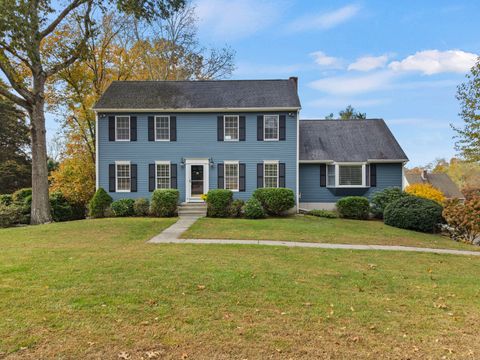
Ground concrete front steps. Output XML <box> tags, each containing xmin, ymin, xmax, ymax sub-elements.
<box><xmin>178</xmin><ymin>202</ymin><xmax>207</xmax><ymax>217</ymax></box>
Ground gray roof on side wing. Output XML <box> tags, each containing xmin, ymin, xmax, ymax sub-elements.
<box><xmin>299</xmin><ymin>119</ymin><xmax>408</xmax><ymax>162</ymax></box>
<box><xmin>94</xmin><ymin>79</ymin><xmax>301</xmax><ymax>110</ymax></box>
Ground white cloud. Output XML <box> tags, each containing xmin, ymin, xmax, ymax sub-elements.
<box><xmin>348</xmin><ymin>55</ymin><xmax>389</xmax><ymax>71</ymax></box>
<box><xmin>309</xmin><ymin>71</ymin><xmax>395</xmax><ymax>95</ymax></box>
<box><xmin>287</xmin><ymin>4</ymin><xmax>361</xmax><ymax>32</ymax></box>
<box><xmin>310</xmin><ymin>51</ymin><xmax>343</xmax><ymax>69</ymax></box>
<box><xmin>388</xmin><ymin>50</ymin><xmax>478</xmax><ymax>75</ymax></box>
<box><xmin>194</xmin><ymin>0</ymin><xmax>282</xmax><ymax>40</ymax></box>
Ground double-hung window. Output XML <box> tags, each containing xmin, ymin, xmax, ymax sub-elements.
<box><xmin>224</xmin><ymin>161</ymin><xmax>239</xmax><ymax>191</ymax></box>
<box><xmin>338</xmin><ymin>164</ymin><xmax>364</xmax><ymax>186</ymax></box>
<box><xmin>116</xmin><ymin>161</ymin><xmax>131</xmax><ymax>192</ymax></box>
<box><xmin>264</xmin><ymin>115</ymin><xmax>279</xmax><ymax>141</ymax></box>
<box><xmin>264</xmin><ymin>161</ymin><xmax>279</xmax><ymax>188</ymax></box>
<box><xmin>115</xmin><ymin>116</ymin><xmax>130</xmax><ymax>141</ymax></box>
<box><xmin>155</xmin><ymin>116</ymin><xmax>170</xmax><ymax>141</ymax></box>
<box><xmin>156</xmin><ymin>161</ymin><xmax>171</xmax><ymax>189</ymax></box>
<box><xmin>327</xmin><ymin>165</ymin><xmax>335</xmax><ymax>187</ymax></box>
<box><xmin>224</xmin><ymin>115</ymin><xmax>239</xmax><ymax>141</ymax></box>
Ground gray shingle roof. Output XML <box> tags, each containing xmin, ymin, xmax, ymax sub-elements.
<box><xmin>405</xmin><ymin>173</ymin><xmax>464</xmax><ymax>199</ymax></box>
<box><xmin>94</xmin><ymin>79</ymin><xmax>301</xmax><ymax>110</ymax></box>
<box><xmin>299</xmin><ymin>119</ymin><xmax>408</xmax><ymax>162</ymax></box>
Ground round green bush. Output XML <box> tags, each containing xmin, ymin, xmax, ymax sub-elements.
<box><xmin>0</xmin><ymin>204</ymin><xmax>24</xmax><ymax>228</ymax></box>
<box><xmin>252</xmin><ymin>188</ymin><xmax>295</xmax><ymax>216</ymax></box>
<box><xmin>370</xmin><ymin>187</ymin><xmax>408</xmax><ymax>219</ymax></box>
<box><xmin>88</xmin><ymin>188</ymin><xmax>113</xmax><ymax>218</ymax></box>
<box><xmin>336</xmin><ymin>196</ymin><xmax>370</xmax><ymax>220</ymax></box>
<box><xmin>133</xmin><ymin>198</ymin><xmax>150</xmax><ymax>216</ymax></box>
<box><xmin>12</xmin><ymin>188</ymin><xmax>32</xmax><ymax>204</ymax></box>
<box><xmin>0</xmin><ymin>194</ymin><xmax>12</xmax><ymax>206</ymax></box>
<box><xmin>244</xmin><ymin>198</ymin><xmax>265</xmax><ymax>219</ymax></box>
<box><xmin>150</xmin><ymin>189</ymin><xmax>179</xmax><ymax>217</ymax></box>
<box><xmin>111</xmin><ymin>198</ymin><xmax>135</xmax><ymax>217</ymax></box>
<box><xmin>49</xmin><ymin>192</ymin><xmax>73</xmax><ymax>222</ymax></box>
<box><xmin>384</xmin><ymin>196</ymin><xmax>444</xmax><ymax>233</ymax></box>
<box><xmin>206</xmin><ymin>189</ymin><xmax>233</xmax><ymax>218</ymax></box>
<box><xmin>229</xmin><ymin>199</ymin><xmax>245</xmax><ymax>218</ymax></box>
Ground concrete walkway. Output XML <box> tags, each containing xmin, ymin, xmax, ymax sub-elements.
<box><xmin>148</xmin><ymin>216</ymin><xmax>200</xmax><ymax>243</ymax></box>
<box><xmin>150</xmin><ymin>236</ymin><xmax>480</xmax><ymax>256</ymax></box>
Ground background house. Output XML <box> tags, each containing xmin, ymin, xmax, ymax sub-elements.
<box><xmin>405</xmin><ymin>170</ymin><xmax>464</xmax><ymax>199</ymax></box>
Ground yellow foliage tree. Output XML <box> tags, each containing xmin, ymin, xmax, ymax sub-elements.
<box><xmin>405</xmin><ymin>183</ymin><xmax>446</xmax><ymax>204</ymax></box>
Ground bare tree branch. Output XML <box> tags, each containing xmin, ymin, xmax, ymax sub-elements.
<box><xmin>0</xmin><ymin>52</ymin><xmax>34</xmax><ymax>104</ymax></box>
<box><xmin>0</xmin><ymin>85</ymin><xmax>30</xmax><ymax>110</ymax></box>
<box><xmin>39</xmin><ymin>0</ymin><xmax>87</xmax><ymax>39</ymax></box>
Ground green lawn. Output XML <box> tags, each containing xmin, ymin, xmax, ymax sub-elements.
<box><xmin>182</xmin><ymin>215</ymin><xmax>480</xmax><ymax>251</ymax></box>
<box><xmin>1</xmin><ymin>218</ymin><xmax>480</xmax><ymax>359</ymax></box>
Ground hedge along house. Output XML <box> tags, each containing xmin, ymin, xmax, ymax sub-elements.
<box><xmin>93</xmin><ymin>78</ymin><xmax>408</xmax><ymax>209</ymax></box>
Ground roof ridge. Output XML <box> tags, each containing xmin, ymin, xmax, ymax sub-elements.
<box><xmin>110</xmin><ymin>79</ymin><xmax>293</xmax><ymax>83</ymax></box>
<box><xmin>300</xmin><ymin>118</ymin><xmax>385</xmax><ymax>122</ymax></box>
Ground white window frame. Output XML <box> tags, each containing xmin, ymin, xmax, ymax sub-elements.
<box><xmin>224</xmin><ymin>115</ymin><xmax>239</xmax><ymax>142</ymax></box>
<box><xmin>224</xmin><ymin>160</ymin><xmax>239</xmax><ymax>192</ymax></box>
<box><xmin>263</xmin><ymin>114</ymin><xmax>279</xmax><ymax>141</ymax></box>
<box><xmin>155</xmin><ymin>161</ymin><xmax>171</xmax><ymax>189</ymax></box>
<box><xmin>263</xmin><ymin>160</ymin><xmax>279</xmax><ymax>188</ymax></box>
<box><xmin>115</xmin><ymin>161</ymin><xmax>131</xmax><ymax>192</ymax></box>
<box><xmin>327</xmin><ymin>164</ymin><xmax>335</xmax><ymax>188</ymax></box>
<box><xmin>335</xmin><ymin>162</ymin><xmax>366</xmax><ymax>188</ymax></box>
<box><xmin>155</xmin><ymin>115</ymin><xmax>170</xmax><ymax>141</ymax></box>
<box><xmin>115</xmin><ymin>115</ymin><xmax>131</xmax><ymax>141</ymax></box>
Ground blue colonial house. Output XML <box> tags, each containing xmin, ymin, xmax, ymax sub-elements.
<box><xmin>93</xmin><ymin>77</ymin><xmax>408</xmax><ymax>210</ymax></box>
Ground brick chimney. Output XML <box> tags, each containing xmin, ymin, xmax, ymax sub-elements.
<box><xmin>289</xmin><ymin>76</ymin><xmax>298</xmax><ymax>92</ymax></box>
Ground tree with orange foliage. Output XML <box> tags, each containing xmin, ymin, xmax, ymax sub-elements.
<box><xmin>405</xmin><ymin>183</ymin><xmax>446</xmax><ymax>204</ymax></box>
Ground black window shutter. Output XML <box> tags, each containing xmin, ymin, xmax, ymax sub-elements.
<box><xmin>320</xmin><ymin>164</ymin><xmax>327</xmax><ymax>187</ymax></box>
<box><xmin>149</xmin><ymin>164</ymin><xmax>155</xmax><ymax>192</ymax></box>
<box><xmin>130</xmin><ymin>116</ymin><xmax>137</xmax><ymax>141</ymax></box>
<box><xmin>257</xmin><ymin>163</ymin><xmax>264</xmax><ymax>188</ymax></box>
<box><xmin>279</xmin><ymin>163</ymin><xmax>286</xmax><ymax>187</ymax></box>
<box><xmin>279</xmin><ymin>115</ymin><xmax>286</xmax><ymax>141</ymax></box>
<box><xmin>366</xmin><ymin>164</ymin><xmax>371</xmax><ymax>187</ymax></box>
<box><xmin>217</xmin><ymin>116</ymin><xmax>224</xmax><ymax>141</ymax></box>
<box><xmin>257</xmin><ymin>115</ymin><xmax>264</xmax><ymax>141</ymax></box>
<box><xmin>170</xmin><ymin>116</ymin><xmax>177</xmax><ymax>141</ymax></box>
<box><xmin>171</xmin><ymin>164</ymin><xmax>177</xmax><ymax>189</ymax></box>
<box><xmin>109</xmin><ymin>164</ymin><xmax>116</xmax><ymax>192</ymax></box>
<box><xmin>131</xmin><ymin>164</ymin><xmax>137</xmax><ymax>192</ymax></box>
<box><xmin>239</xmin><ymin>163</ymin><xmax>246</xmax><ymax>191</ymax></box>
<box><xmin>370</xmin><ymin>164</ymin><xmax>377</xmax><ymax>187</ymax></box>
<box><xmin>148</xmin><ymin>116</ymin><xmax>154</xmax><ymax>141</ymax></box>
<box><xmin>109</xmin><ymin>116</ymin><xmax>115</xmax><ymax>141</ymax></box>
<box><xmin>217</xmin><ymin>163</ymin><xmax>224</xmax><ymax>189</ymax></box>
<box><xmin>239</xmin><ymin>116</ymin><xmax>246</xmax><ymax>141</ymax></box>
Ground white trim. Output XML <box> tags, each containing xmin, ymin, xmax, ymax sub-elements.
<box><xmin>223</xmin><ymin>115</ymin><xmax>239</xmax><ymax>141</ymax></box>
<box><xmin>154</xmin><ymin>115</ymin><xmax>170</xmax><ymax>142</ymax></box>
<box><xmin>263</xmin><ymin>160</ymin><xmax>279</xmax><ymax>188</ymax></box>
<box><xmin>335</xmin><ymin>163</ymin><xmax>366</xmax><ymax>188</ymax></box>
<box><xmin>115</xmin><ymin>115</ymin><xmax>130</xmax><ymax>141</ymax></box>
<box><xmin>263</xmin><ymin>114</ymin><xmax>279</xmax><ymax>141</ymax></box>
<box><xmin>155</xmin><ymin>160</ymin><xmax>171</xmax><ymax>189</ymax></box>
<box><xmin>367</xmin><ymin>159</ymin><xmax>408</xmax><ymax>163</ymax></box>
<box><xmin>94</xmin><ymin>107</ymin><xmax>301</xmax><ymax>113</ymax></box>
<box><xmin>185</xmin><ymin>158</ymin><xmax>209</xmax><ymax>202</ymax></box>
<box><xmin>402</xmin><ymin>162</ymin><xmax>406</xmax><ymax>190</ymax></box>
<box><xmin>95</xmin><ymin>113</ymin><xmax>99</xmax><ymax>189</ymax></box>
<box><xmin>326</xmin><ymin>164</ymin><xmax>335</xmax><ymax>188</ymax></box>
<box><xmin>299</xmin><ymin>160</ymin><xmax>335</xmax><ymax>164</ymax></box>
<box><xmin>224</xmin><ymin>160</ymin><xmax>240</xmax><ymax>192</ymax></box>
<box><xmin>296</xmin><ymin>110</ymin><xmax>299</xmax><ymax>211</ymax></box>
<box><xmin>115</xmin><ymin>161</ymin><xmax>131</xmax><ymax>192</ymax></box>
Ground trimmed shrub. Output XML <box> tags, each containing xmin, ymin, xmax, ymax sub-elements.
<box><xmin>405</xmin><ymin>183</ymin><xmax>445</xmax><ymax>204</ymax></box>
<box><xmin>111</xmin><ymin>198</ymin><xmax>135</xmax><ymax>217</ymax></box>
<box><xmin>384</xmin><ymin>196</ymin><xmax>444</xmax><ymax>233</ymax></box>
<box><xmin>88</xmin><ymin>188</ymin><xmax>113</xmax><ymax>218</ymax></box>
<box><xmin>0</xmin><ymin>194</ymin><xmax>12</xmax><ymax>206</ymax></box>
<box><xmin>0</xmin><ymin>204</ymin><xmax>24</xmax><ymax>228</ymax></box>
<box><xmin>206</xmin><ymin>189</ymin><xmax>233</xmax><ymax>218</ymax></box>
<box><xmin>150</xmin><ymin>189</ymin><xmax>179</xmax><ymax>217</ymax></box>
<box><xmin>229</xmin><ymin>199</ymin><xmax>245</xmax><ymax>218</ymax></box>
<box><xmin>69</xmin><ymin>202</ymin><xmax>86</xmax><ymax>220</ymax></box>
<box><xmin>336</xmin><ymin>196</ymin><xmax>370</xmax><ymax>220</ymax></box>
<box><xmin>12</xmin><ymin>188</ymin><xmax>32</xmax><ymax>204</ymax></box>
<box><xmin>134</xmin><ymin>198</ymin><xmax>150</xmax><ymax>217</ymax></box>
<box><xmin>370</xmin><ymin>187</ymin><xmax>408</xmax><ymax>219</ymax></box>
<box><xmin>49</xmin><ymin>192</ymin><xmax>73</xmax><ymax>222</ymax></box>
<box><xmin>253</xmin><ymin>188</ymin><xmax>295</xmax><ymax>216</ymax></box>
<box><xmin>443</xmin><ymin>196</ymin><xmax>480</xmax><ymax>244</ymax></box>
<box><xmin>307</xmin><ymin>209</ymin><xmax>337</xmax><ymax>218</ymax></box>
<box><xmin>244</xmin><ymin>198</ymin><xmax>265</xmax><ymax>219</ymax></box>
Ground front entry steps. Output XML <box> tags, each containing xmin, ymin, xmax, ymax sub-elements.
<box><xmin>178</xmin><ymin>202</ymin><xmax>207</xmax><ymax>217</ymax></box>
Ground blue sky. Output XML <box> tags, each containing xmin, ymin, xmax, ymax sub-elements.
<box><xmin>192</xmin><ymin>0</ymin><xmax>480</xmax><ymax>166</ymax></box>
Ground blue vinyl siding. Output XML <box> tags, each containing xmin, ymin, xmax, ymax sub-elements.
<box><xmin>98</xmin><ymin>112</ymin><xmax>297</xmax><ymax>202</ymax></box>
<box><xmin>299</xmin><ymin>163</ymin><xmax>403</xmax><ymax>202</ymax></box>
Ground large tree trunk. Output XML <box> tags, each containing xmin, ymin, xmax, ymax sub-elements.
<box><xmin>29</xmin><ymin>77</ymin><xmax>52</xmax><ymax>225</ymax></box>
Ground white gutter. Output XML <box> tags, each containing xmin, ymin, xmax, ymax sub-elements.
<box><xmin>299</xmin><ymin>160</ymin><xmax>335</xmax><ymax>164</ymax></box>
<box><xmin>93</xmin><ymin>107</ymin><xmax>301</xmax><ymax>113</ymax></box>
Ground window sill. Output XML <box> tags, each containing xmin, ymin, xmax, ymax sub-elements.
<box><xmin>116</xmin><ymin>190</ymin><xmax>131</xmax><ymax>193</ymax></box>
<box><xmin>115</xmin><ymin>139</ymin><xmax>131</xmax><ymax>142</ymax></box>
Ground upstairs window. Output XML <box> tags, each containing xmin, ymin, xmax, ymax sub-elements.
<box><xmin>264</xmin><ymin>115</ymin><xmax>279</xmax><ymax>141</ymax></box>
<box><xmin>224</xmin><ymin>161</ymin><xmax>239</xmax><ymax>191</ymax></box>
<box><xmin>338</xmin><ymin>165</ymin><xmax>363</xmax><ymax>186</ymax></box>
<box><xmin>264</xmin><ymin>161</ymin><xmax>279</xmax><ymax>188</ymax></box>
<box><xmin>116</xmin><ymin>161</ymin><xmax>131</xmax><ymax>192</ymax></box>
<box><xmin>155</xmin><ymin>116</ymin><xmax>170</xmax><ymax>141</ymax></box>
<box><xmin>156</xmin><ymin>161</ymin><xmax>171</xmax><ymax>189</ymax></box>
<box><xmin>224</xmin><ymin>115</ymin><xmax>239</xmax><ymax>141</ymax></box>
<box><xmin>115</xmin><ymin>116</ymin><xmax>130</xmax><ymax>141</ymax></box>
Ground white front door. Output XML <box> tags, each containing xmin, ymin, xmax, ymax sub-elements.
<box><xmin>185</xmin><ymin>159</ymin><xmax>209</xmax><ymax>202</ymax></box>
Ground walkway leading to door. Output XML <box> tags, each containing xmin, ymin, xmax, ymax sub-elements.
<box><xmin>150</xmin><ymin>235</ymin><xmax>480</xmax><ymax>257</ymax></box>
<box><xmin>148</xmin><ymin>216</ymin><xmax>200</xmax><ymax>243</ymax></box>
